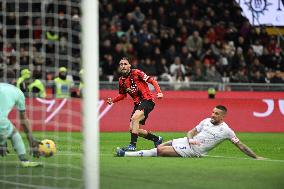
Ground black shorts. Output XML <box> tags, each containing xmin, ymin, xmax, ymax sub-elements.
<box><xmin>130</xmin><ymin>100</ymin><xmax>155</xmax><ymax>125</ymax></box>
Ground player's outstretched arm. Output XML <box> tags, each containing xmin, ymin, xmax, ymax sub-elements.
<box><xmin>107</xmin><ymin>94</ymin><xmax>127</xmax><ymax>105</ymax></box>
<box><xmin>234</xmin><ymin>140</ymin><xmax>265</xmax><ymax>160</ymax></box>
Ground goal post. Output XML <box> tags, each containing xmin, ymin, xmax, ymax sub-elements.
<box><xmin>82</xmin><ymin>0</ymin><xmax>99</xmax><ymax>189</ymax></box>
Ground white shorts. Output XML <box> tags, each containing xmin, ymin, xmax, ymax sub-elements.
<box><xmin>172</xmin><ymin>137</ymin><xmax>200</xmax><ymax>158</ymax></box>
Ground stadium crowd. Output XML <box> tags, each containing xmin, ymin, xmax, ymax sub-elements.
<box><xmin>99</xmin><ymin>0</ymin><xmax>284</xmax><ymax>84</ymax></box>
<box><xmin>1</xmin><ymin>0</ymin><xmax>284</xmax><ymax>94</ymax></box>
<box><xmin>0</xmin><ymin>0</ymin><xmax>81</xmax><ymax>83</ymax></box>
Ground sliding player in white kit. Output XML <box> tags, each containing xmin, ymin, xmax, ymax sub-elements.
<box><xmin>116</xmin><ymin>105</ymin><xmax>264</xmax><ymax>160</ymax></box>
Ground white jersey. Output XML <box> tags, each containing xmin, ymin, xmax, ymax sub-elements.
<box><xmin>191</xmin><ymin>118</ymin><xmax>239</xmax><ymax>156</ymax></box>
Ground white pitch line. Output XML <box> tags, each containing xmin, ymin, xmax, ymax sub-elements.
<box><xmin>0</xmin><ymin>179</ymin><xmax>61</xmax><ymax>189</ymax></box>
<box><xmin>0</xmin><ymin>161</ymin><xmax>82</xmax><ymax>170</ymax></box>
<box><xmin>0</xmin><ymin>175</ymin><xmax>82</xmax><ymax>182</ymax></box>
<box><xmin>100</xmin><ymin>153</ymin><xmax>284</xmax><ymax>163</ymax></box>
<box><xmin>1</xmin><ymin>152</ymin><xmax>82</xmax><ymax>156</ymax></box>
<box><xmin>205</xmin><ymin>155</ymin><xmax>284</xmax><ymax>163</ymax></box>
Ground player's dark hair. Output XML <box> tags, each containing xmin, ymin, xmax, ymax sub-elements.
<box><xmin>120</xmin><ymin>57</ymin><xmax>131</xmax><ymax>64</ymax></box>
<box><xmin>215</xmin><ymin>105</ymin><xmax>227</xmax><ymax>114</ymax></box>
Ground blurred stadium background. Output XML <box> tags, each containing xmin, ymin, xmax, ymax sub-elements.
<box><xmin>0</xmin><ymin>0</ymin><xmax>284</xmax><ymax>189</ymax></box>
<box><xmin>1</xmin><ymin>0</ymin><xmax>284</xmax><ymax>91</ymax></box>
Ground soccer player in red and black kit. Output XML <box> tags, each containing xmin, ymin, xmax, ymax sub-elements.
<box><xmin>107</xmin><ymin>57</ymin><xmax>164</xmax><ymax>151</ymax></box>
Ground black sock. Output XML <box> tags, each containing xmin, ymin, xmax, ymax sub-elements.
<box><xmin>143</xmin><ymin>132</ymin><xmax>159</xmax><ymax>142</ymax></box>
<box><xmin>130</xmin><ymin>133</ymin><xmax>138</xmax><ymax>147</ymax></box>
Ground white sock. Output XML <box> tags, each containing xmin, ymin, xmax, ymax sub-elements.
<box><xmin>125</xmin><ymin>148</ymin><xmax>157</xmax><ymax>157</ymax></box>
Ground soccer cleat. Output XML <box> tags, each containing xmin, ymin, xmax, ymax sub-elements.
<box><xmin>154</xmin><ymin>136</ymin><xmax>163</xmax><ymax>147</ymax></box>
<box><xmin>116</xmin><ymin>148</ymin><xmax>125</xmax><ymax>157</ymax></box>
<box><xmin>122</xmin><ymin>144</ymin><xmax>136</xmax><ymax>151</ymax></box>
<box><xmin>21</xmin><ymin>161</ymin><xmax>43</xmax><ymax>168</ymax></box>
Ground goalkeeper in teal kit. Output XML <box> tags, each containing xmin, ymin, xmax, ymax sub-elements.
<box><xmin>0</xmin><ymin>82</ymin><xmax>42</xmax><ymax>167</ymax></box>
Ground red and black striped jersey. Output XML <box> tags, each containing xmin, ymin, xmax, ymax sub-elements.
<box><xmin>118</xmin><ymin>69</ymin><xmax>154</xmax><ymax>105</ymax></box>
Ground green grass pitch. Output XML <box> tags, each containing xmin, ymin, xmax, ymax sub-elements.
<box><xmin>0</xmin><ymin>132</ymin><xmax>284</xmax><ymax>189</ymax></box>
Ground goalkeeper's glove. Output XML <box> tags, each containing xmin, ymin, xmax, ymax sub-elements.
<box><xmin>30</xmin><ymin>139</ymin><xmax>42</xmax><ymax>158</ymax></box>
<box><xmin>0</xmin><ymin>142</ymin><xmax>9</xmax><ymax>157</ymax></box>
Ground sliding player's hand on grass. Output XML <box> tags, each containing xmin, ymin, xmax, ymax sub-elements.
<box><xmin>256</xmin><ymin>156</ymin><xmax>267</xmax><ymax>160</ymax></box>
<box><xmin>0</xmin><ymin>142</ymin><xmax>9</xmax><ymax>157</ymax></box>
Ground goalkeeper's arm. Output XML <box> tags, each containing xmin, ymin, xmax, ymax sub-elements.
<box><xmin>19</xmin><ymin>111</ymin><xmax>41</xmax><ymax>157</ymax></box>
<box><xmin>19</xmin><ymin>111</ymin><xmax>34</xmax><ymax>146</ymax></box>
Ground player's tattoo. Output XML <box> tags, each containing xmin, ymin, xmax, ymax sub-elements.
<box><xmin>238</xmin><ymin>143</ymin><xmax>257</xmax><ymax>158</ymax></box>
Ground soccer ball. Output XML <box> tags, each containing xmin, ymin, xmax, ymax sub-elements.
<box><xmin>38</xmin><ymin>139</ymin><xmax>56</xmax><ymax>157</ymax></box>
